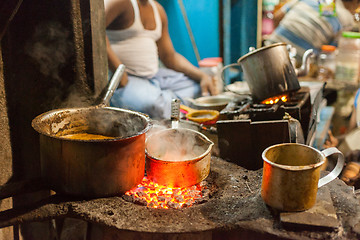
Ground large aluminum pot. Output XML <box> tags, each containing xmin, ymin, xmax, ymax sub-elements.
<box><xmin>31</xmin><ymin>65</ymin><xmax>151</xmax><ymax>197</ymax></box>
<box><xmin>145</xmin><ymin>128</ymin><xmax>214</xmax><ymax>188</ymax></box>
<box><xmin>222</xmin><ymin>43</ymin><xmax>314</xmax><ymax>102</ymax></box>
<box><xmin>238</xmin><ymin>43</ymin><xmax>299</xmax><ymax>102</ymax></box>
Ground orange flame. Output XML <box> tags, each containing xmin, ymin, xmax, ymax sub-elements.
<box><xmin>261</xmin><ymin>94</ymin><xmax>288</xmax><ymax>105</ymax></box>
<box><xmin>125</xmin><ymin>177</ymin><xmax>205</xmax><ymax>209</ymax></box>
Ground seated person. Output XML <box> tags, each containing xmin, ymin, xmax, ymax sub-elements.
<box><xmin>105</xmin><ymin>0</ymin><xmax>217</xmax><ymax>119</ymax></box>
<box><xmin>268</xmin><ymin>0</ymin><xmax>357</xmax><ymax>62</ymax></box>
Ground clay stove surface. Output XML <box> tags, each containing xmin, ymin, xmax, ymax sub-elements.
<box><xmin>62</xmin><ymin>157</ymin><xmax>265</xmax><ymax>234</ymax></box>
<box><xmin>1</xmin><ymin>157</ymin><xmax>360</xmax><ymax>239</ymax></box>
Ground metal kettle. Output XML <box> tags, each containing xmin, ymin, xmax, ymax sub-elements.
<box><xmin>221</xmin><ymin>43</ymin><xmax>314</xmax><ymax>103</ymax></box>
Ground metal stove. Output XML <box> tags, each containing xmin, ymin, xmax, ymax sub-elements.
<box><xmin>217</xmin><ymin>86</ymin><xmax>322</xmax><ymax>170</ymax></box>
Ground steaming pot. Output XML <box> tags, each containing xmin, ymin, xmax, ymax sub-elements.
<box><xmin>145</xmin><ymin>128</ymin><xmax>214</xmax><ymax>188</ymax></box>
<box><xmin>31</xmin><ymin>65</ymin><xmax>151</xmax><ymax>197</ymax></box>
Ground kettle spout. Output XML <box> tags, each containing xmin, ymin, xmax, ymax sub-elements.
<box><xmin>296</xmin><ymin>49</ymin><xmax>314</xmax><ymax>77</ymax></box>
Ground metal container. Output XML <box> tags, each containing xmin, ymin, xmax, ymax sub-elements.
<box><xmin>145</xmin><ymin>128</ymin><xmax>213</xmax><ymax>188</ymax></box>
<box><xmin>222</xmin><ymin>43</ymin><xmax>313</xmax><ymax>102</ymax></box>
<box><xmin>238</xmin><ymin>43</ymin><xmax>300</xmax><ymax>102</ymax></box>
<box><xmin>261</xmin><ymin>143</ymin><xmax>344</xmax><ymax>211</ymax></box>
<box><xmin>31</xmin><ymin>65</ymin><xmax>152</xmax><ymax>197</ymax></box>
<box><xmin>188</xmin><ymin>95</ymin><xmax>234</xmax><ymax>111</ymax></box>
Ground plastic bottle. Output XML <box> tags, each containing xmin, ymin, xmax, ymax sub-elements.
<box><xmin>335</xmin><ymin>31</ymin><xmax>360</xmax><ymax>86</ymax></box>
<box><xmin>262</xmin><ymin>10</ymin><xmax>274</xmax><ymax>36</ymax></box>
<box><xmin>317</xmin><ymin>45</ymin><xmax>336</xmax><ymax>82</ymax></box>
<box><xmin>262</xmin><ymin>1</ymin><xmax>277</xmax><ymax>37</ymax></box>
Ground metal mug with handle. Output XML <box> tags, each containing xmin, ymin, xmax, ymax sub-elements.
<box><xmin>261</xmin><ymin>143</ymin><xmax>344</xmax><ymax>212</ymax></box>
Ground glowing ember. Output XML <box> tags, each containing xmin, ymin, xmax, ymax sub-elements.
<box><xmin>261</xmin><ymin>94</ymin><xmax>288</xmax><ymax>105</ymax></box>
<box><xmin>123</xmin><ymin>177</ymin><xmax>209</xmax><ymax>209</ymax></box>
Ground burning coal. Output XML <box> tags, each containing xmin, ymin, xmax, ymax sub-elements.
<box><xmin>123</xmin><ymin>177</ymin><xmax>211</xmax><ymax>209</ymax></box>
<box><xmin>261</xmin><ymin>94</ymin><xmax>288</xmax><ymax>105</ymax></box>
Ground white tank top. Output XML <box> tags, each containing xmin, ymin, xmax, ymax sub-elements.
<box><xmin>106</xmin><ymin>0</ymin><xmax>162</xmax><ymax>77</ymax></box>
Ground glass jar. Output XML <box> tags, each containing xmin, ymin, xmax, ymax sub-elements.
<box><xmin>317</xmin><ymin>45</ymin><xmax>336</xmax><ymax>82</ymax></box>
<box><xmin>335</xmin><ymin>31</ymin><xmax>360</xmax><ymax>86</ymax></box>
<box><xmin>198</xmin><ymin>57</ymin><xmax>224</xmax><ymax>93</ymax></box>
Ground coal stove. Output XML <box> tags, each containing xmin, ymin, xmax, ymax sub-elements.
<box><xmin>0</xmin><ymin>157</ymin><xmax>359</xmax><ymax>240</ymax></box>
<box><xmin>217</xmin><ymin>86</ymin><xmax>322</xmax><ymax>170</ymax></box>
<box><xmin>122</xmin><ymin>176</ymin><xmax>215</xmax><ymax>209</ymax></box>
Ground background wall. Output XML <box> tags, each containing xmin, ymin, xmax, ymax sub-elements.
<box><xmin>230</xmin><ymin>0</ymin><xmax>258</xmax><ymax>63</ymax></box>
<box><xmin>158</xmin><ymin>0</ymin><xmax>258</xmax><ymax>83</ymax></box>
<box><xmin>0</xmin><ymin>0</ymin><xmax>107</xmax><ymax>238</ymax></box>
<box><xmin>158</xmin><ymin>0</ymin><xmax>220</xmax><ymax>66</ymax></box>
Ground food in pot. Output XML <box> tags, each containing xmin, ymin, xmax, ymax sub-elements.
<box><xmin>61</xmin><ymin>133</ymin><xmax>114</xmax><ymax>140</ymax></box>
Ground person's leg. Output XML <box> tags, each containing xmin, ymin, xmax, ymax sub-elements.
<box><xmin>110</xmin><ymin>69</ymin><xmax>201</xmax><ymax>119</ymax></box>
<box><xmin>155</xmin><ymin>68</ymin><xmax>201</xmax><ymax>105</ymax></box>
<box><xmin>110</xmin><ymin>75</ymin><xmax>177</xmax><ymax>119</ymax></box>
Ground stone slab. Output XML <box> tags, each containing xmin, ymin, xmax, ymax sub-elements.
<box><xmin>280</xmin><ymin>186</ymin><xmax>339</xmax><ymax>230</ymax></box>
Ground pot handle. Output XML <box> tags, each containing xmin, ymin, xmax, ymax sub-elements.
<box><xmin>318</xmin><ymin>147</ymin><xmax>345</xmax><ymax>188</ymax></box>
<box><xmin>101</xmin><ymin>64</ymin><xmax>126</xmax><ymax>106</ymax></box>
<box><xmin>296</xmin><ymin>48</ymin><xmax>314</xmax><ymax>77</ymax></box>
<box><xmin>220</xmin><ymin>63</ymin><xmax>242</xmax><ymax>90</ymax></box>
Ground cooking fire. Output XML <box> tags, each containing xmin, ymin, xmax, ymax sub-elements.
<box><xmin>261</xmin><ymin>94</ymin><xmax>288</xmax><ymax>104</ymax></box>
<box><xmin>123</xmin><ymin>177</ymin><xmax>212</xmax><ymax>209</ymax></box>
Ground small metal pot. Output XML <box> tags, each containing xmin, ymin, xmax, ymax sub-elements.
<box><xmin>222</xmin><ymin>43</ymin><xmax>314</xmax><ymax>102</ymax></box>
<box><xmin>237</xmin><ymin>43</ymin><xmax>300</xmax><ymax>102</ymax></box>
<box><xmin>145</xmin><ymin>128</ymin><xmax>214</xmax><ymax>188</ymax></box>
<box><xmin>31</xmin><ymin>65</ymin><xmax>152</xmax><ymax>197</ymax></box>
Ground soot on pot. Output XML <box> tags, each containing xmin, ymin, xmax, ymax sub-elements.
<box><xmin>38</xmin><ymin>107</ymin><xmax>149</xmax><ymax>140</ymax></box>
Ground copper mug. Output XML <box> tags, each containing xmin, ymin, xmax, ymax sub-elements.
<box><xmin>261</xmin><ymin>143</ymin><xmax>344</xmax><ymax>212</ymax></box>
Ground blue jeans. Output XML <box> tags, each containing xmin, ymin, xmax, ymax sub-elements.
<box><xmin>110</xmin><ymin>68</ymin><xmax>201</xmax><ymax>119</ymax></box>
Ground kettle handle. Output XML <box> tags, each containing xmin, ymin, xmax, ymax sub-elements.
<box><xmin>220</xmin><ymin>63</ymin><xmax>242</xmax><ymax>89</ymax></box>
<box><xmin>318</xmin><ymin>147</ymin><xmax>345</xmax><ymax>188</ymax></box>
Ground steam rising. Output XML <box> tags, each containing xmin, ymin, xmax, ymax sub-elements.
<box><xmin>26</xmin><ymin>21</ymin><xmax>72</xmax><ymax>83</ymax></box>
<box><xmin>41</xmin><ymin>108</ymin><xmax>148</xmax><ymax>139</ymax></box>
<box><xmin>25</xmin><ymin>21</ymin><xmax>93</xmax><ymax>108</ymax></box>
<box><xmin>146</xmin><ymin>128</ymin><xmax>212</xmax><ymax>162</ymax></box>
<box><xmin>90</xmin><ymin>109</ymin><xmax>148</xmax><ymax>138</ymax></box>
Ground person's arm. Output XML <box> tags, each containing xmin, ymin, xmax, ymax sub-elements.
<box><xmin>104</xmin><ymin>0</ymin><xmax>129</xmax><ymax>87</ymax></box>
<box><xmin>155</xmin><ymin>2</ymin><xmax>217</xmax><ymax>96</ymax></box>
